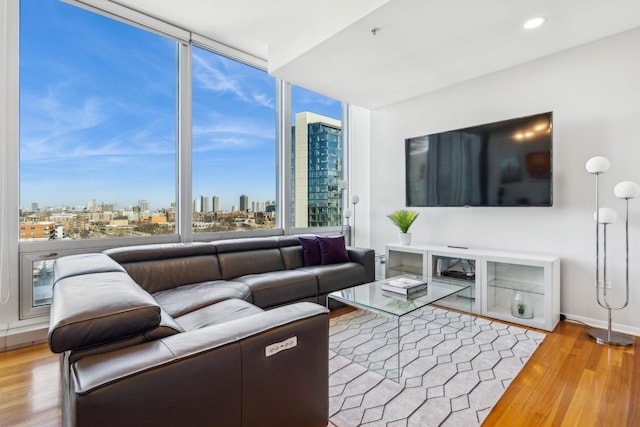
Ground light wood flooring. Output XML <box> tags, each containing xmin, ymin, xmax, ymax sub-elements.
<box><xmin>1</xmin><ymin>319</ymin><xmax>638</xmax><ymax>426</ymax></box>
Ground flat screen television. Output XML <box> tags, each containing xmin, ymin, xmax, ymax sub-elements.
<box><xmin>405</xmin><ymin>112</ymin><xmax>553</xmax><ymax>207</ymax></box>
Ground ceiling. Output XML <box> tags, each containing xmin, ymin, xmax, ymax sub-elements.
<box><xmin>113</xmin><ymin>0</ymin><xmax>640</xmax><ymax>109</ymax></box>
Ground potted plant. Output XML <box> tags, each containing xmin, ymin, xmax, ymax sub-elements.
<box><xmin>387</xmin><ymin>209</ymin><xmax>419</xmax><ymax>245</ymax></box>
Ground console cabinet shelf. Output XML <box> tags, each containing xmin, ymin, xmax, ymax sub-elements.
<box><xmin>386</xmin><ymin>244</ymin><xmax>560</xmax><ymax>331</ymax></box>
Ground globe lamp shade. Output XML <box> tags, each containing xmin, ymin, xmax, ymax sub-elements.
<box><xmin>593</xmin><ymin>207</ymin><xmax>618</xmax><ymax>224</ymax></box>
<box><xmin>585</xmin><ymin>156</ymin><xmax>610</xmax><ymax>174</ymax></box>
<box><xmin>614</xmin><ymin>181</ymin><xmax>640</xmax><ymax>199</ymax></box>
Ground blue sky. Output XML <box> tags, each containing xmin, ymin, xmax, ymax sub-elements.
<box><xmin>19</xmin><ymin>0</ymin><xmax>341</xmax><ymax>212</ymax></box>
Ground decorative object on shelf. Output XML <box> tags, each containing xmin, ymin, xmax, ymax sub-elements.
<box><xmin>387</xmin><ymin>209</ymin><xmax>419</xmax><ymax>245</ymax></box>
<box><xmin>585</xmin><ymin>156</ymin><xmax>639</xmax><ymax>347</ymax></box>
<box><xmin>511</xmin><ymin>290</ymin><xmax>533</xmax><ymax>319</ymax></box>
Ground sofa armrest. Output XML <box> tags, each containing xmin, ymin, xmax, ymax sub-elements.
<box><xmin>49</xmin><ymin>271</ymin><xmax>161</xmax><ymax>353</ymax></box>
<box><xmin>347</xmin><ymin>247</ymin><xmax>375</xmax><ymax>282</ymax></box>
<box><xmin>69</xmin><ymin>302</ymin><xmax>329</xmax><ymax>427</ymax></box>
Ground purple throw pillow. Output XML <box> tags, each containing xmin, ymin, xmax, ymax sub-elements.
<box><xmin>299</xmin><ymin>236</ymin><xmax>321</xmax><ymax>266</ymax></box>
<box><xmin>318</xmin><ymin>235</ymin><xmax>350</xmax><ymax>265</ymax></box>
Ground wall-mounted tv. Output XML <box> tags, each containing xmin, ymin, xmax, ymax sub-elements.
<box><xmin>406</xmin><ymin>112</ymin><xmax>553</xmax><ymax>207</ymax></box>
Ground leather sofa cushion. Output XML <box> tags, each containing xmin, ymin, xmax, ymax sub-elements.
<box><xmin>67</xmin><ymin>307</ymin><xmax>183</xmax><ymax>365</ymax></box>
<box><xmin>49</xmin><ymin>271</ymin><xmax>161</xmax><ymax>353</ymax></box>
<box><xmin>121</xmin><ymin>255</ymin><xmax>222</xmax><ymax>294</ymax></box>
<box><xmin>214</xmin><ymin>236</ymin><xmax>279</xmax><ymax>253</ymax></box>
<box><xmin>145</xmin><ymin>307</ymin><xmax>185</xmax><ymax>339</ymax></box>
<box><xmin>217</xmin><ymin>248</ymin><xmax>285</xmax><ymax>279</ymax></box>
<box><xmin>54</xmin><ymin>253</ymin><xmax>125</xmax><ymax>282</ymax></box>
<box><xmin>280</xmin><ymin>245</ymin><xmax>305</xmax><ymax>270</ymax></box>
<box><xmin>298</xmin><ymin>262</ymin><xmax>367</xmax><ymax>295</ymax></box>
<box><xmin>152</xmin><ymin>280</ymin><xmax>252</xmax><ymax>318</ymax></box>
<box><xmin>232</xmin><ymin>270</ymin><xmax>317</xmax><ymax>308</ymax></box>
<box><xmin>104</xmin><ymin>242</ymin><xmax>217</xmax><ymax>263</ymax></box>
<box><xmin>175</xmin><ymin>298</ymin><xmax>263</xmax><ymax>331</ymax></box>
<box><xmin>276</xmin><ymin>235</ymin><xmax>305</xmax><ymax>247</ymax></box>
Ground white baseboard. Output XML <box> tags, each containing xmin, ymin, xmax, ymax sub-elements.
<box><xmin>1</xmin><ymin>323</ymin><xmax>49</xmax><ymax>352</ymax></box>
<box><xmin>561</xmin><ymin>312</ymin><xmax>640</xmax><ymax>338</ymax></box>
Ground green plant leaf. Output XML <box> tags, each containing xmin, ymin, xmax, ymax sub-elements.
<box><xmin>387</xmin><ymin>209</ymin><xmax>419</xmax><ymax>233</ymax></box>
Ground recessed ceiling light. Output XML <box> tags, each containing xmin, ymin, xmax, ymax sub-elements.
<box><xmin>523</xmin><ymin>16</ymin><xmax>546</xmax><ymax>30</ymax></box>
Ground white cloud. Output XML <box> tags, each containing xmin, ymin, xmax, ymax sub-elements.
<box><xmin>192</xmin><ymin>51</ymin><xmax>274</xmax><ymax>109</ymax></box>
<box><xmin>252</xmin><ymin>93</ymin><xmax>274</xmax><ymax>109</ymax></box>
<box><xmin>192</xmin><ymin>115</ymin><xmax>274</xmax><ymax>153</ymax></box>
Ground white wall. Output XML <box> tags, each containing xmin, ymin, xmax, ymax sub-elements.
<box><xmin>366</xmin><ymin>27</ymin><xmax>640</xmax><ymax>335</ymax></box>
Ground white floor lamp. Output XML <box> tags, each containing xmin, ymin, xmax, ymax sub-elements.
<box><xmin>339</xmin><ymin>179</ymin><xmax>359</xmax><ymax>247</ymax></box>
<box><xmin>339</xmin><ymin>180</ymin><xmax>350</xmax><ymax>244</ymax></box>
<box><xmin>351</xmin><ymin>194</ymin><xmax>359</xmax><ymax>247</ymax></box>
<box><xmin>585</xmin><ymin>156</ymin><xmax>639</xmax><ymax>347</ymax></box>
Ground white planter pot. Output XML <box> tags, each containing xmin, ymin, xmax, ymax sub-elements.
<box><xmin>399</xmin><ymin>232</ymin><xmax>412</xmax><ymax>245</ymax></box>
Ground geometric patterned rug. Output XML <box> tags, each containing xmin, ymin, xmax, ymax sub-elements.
<box><xmin>328</xmin><ymin>307</ymin><xmax>546</xmax><ymax>426</ymax></box>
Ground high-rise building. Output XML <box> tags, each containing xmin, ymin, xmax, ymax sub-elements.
<box><xmin>31</xmin><ymin>202</ymin><xmax>38</xmax><ymax>211</ymax></box>
<box><xmin>138</xmin><ymin>199</ymin><xmax>149</xmax><ymax>213</ymax></box>
<box><xmin>293</xmin><ymin>112</ymin><xmax>342</xmax><ymax>227</ymax></box>
<box><xmin>212</xmin><ymin>195</ymin><xmax>219</xmax><ymax>212</ymax></box>
<box><xmin>200</xmin><ymin>195</ymin><xmax>209</xmax><ymax>213</ymax></box>
<box><xmin>239</xmin><ymin>194</ymin><xmax>249</xmax><ymax>212</ymax></box>
<box><xmin>265</xmin><ymin>200</ymin><xmax>276</xmax><ymax>213</ymax></box>
<box><xmin>252</xmin><ymin>201</ymin><xmax>265</xmax><ymax>213</ymax></box>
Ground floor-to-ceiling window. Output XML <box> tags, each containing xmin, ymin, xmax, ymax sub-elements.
<box><xmin>19</xmin><ymin>0</ymin><xmax>178</xmax><ymax>243</ymax></box>
<box><xmin>191</xmin><ymin>46</ymin><xmax>276</xmax><ymax>234</ymax></box>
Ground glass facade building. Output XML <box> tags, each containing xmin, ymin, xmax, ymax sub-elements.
<box><xmin>293</xmin><ymin>112</ymin><xmax>343</xmax><ymax>227</ymax></box>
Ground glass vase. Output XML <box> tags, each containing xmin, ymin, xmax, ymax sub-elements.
<box><xmin>511</xmin><ymin>290</ymin><xmax>533</xmax><ymax>319</ymax></box>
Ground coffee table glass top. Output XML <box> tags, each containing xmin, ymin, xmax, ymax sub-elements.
<box><xmin>328</xmin><ymin>275</ymin><xmax>471</xmax><ymax>317</ymax></box>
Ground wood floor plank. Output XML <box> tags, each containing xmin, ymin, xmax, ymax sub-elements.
<box><xmin>629</xmin><ymin>345</ymin><xmax>640</xmax><ymax>426</ymax></box>
<box><xmin>0</xmin><ymin>343</ymin><xmax>61</xmax><ymax>427</ymax></box>
<box><xmin>483</xmin><ymin>321</ymin><xmax>639</xmax><ymax>426</ymax></box>
<box><xmin>0</xmin><ymin>320</ymin><xmax>638</xmax><ymax>426</ymax></box>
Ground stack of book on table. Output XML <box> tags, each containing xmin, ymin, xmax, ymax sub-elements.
<box><xmin>381</xmin><ymin>276</ymin><xmax>427</xmax><ymax>297</ymax></box>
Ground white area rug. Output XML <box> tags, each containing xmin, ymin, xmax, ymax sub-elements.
<box><xmin>328</xmin><ymin>307</ymin><xmax>545</xmax><ymax>426</ymax></box>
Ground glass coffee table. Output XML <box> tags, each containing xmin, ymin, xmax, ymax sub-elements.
<box><xmin>328</xmin><ymin>275</ymin><xmax>472</xmax><ymax>382</ymax></box>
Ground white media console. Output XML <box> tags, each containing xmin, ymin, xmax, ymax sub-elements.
<box><xmin>385</xmin><ymin>243</ymin><xmax>560</xmax><ymax>331</ymax></box>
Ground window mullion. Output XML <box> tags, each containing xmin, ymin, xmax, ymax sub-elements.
<box><xmin>276</xmin><ymin>79</ymin><xmax>291</xmax><ymax>233</ymax></box>
<box><xmin>177</xmin><ymin>41</ymin><xmax>193</xmax><ymax>242</ymax></box>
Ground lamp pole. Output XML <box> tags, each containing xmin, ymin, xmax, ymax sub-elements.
<box><xmin>351</xmin><ymin>194</ymin><xmax>359</xmax><ymax>247</ymax></box>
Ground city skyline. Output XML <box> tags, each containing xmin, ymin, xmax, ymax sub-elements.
<box><xmin>23</xmin><ymin>193</ymin><xmax>275</xmax><ymax>214</ymax></box>
<box><xmin>19</xmin><ymin>0</ymin><xmax>341</xmax><ymax>212</ymax></box>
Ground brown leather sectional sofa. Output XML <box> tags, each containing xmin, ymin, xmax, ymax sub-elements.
<box><xmin>47</xmin><ymin>235</ymin><xmax>375</xmax><ymax>427</ymax></box>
